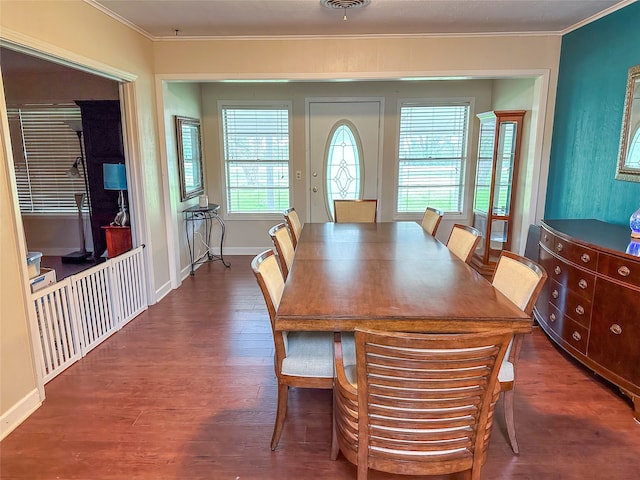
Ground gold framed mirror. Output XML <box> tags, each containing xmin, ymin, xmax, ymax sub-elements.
<box><xmin>615</xmin><ymin>64</ymin><xmax>640</xmax><ymax>182</ymax></box>
<box><xmin>175</xmin><ymin>116</ymin><xmax>204</xmax><ymax>201</ymax></box>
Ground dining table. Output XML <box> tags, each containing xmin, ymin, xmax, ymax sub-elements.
<box><xmin>274</xmin><ymin>221</ymin><xmax>531</xmax><ymax>334</ymax></box>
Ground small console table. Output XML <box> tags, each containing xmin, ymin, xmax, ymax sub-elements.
<box><xmin>183</xmin><ymin>203</ymin><xmax>230</xmax><ymax>275</ymax></box>
<box><xmin>535</xmin><ymin>219</ymin><xmax>640</xmax><ymax>422</ymax></box>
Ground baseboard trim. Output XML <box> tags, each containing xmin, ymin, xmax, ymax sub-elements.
<box><xmin>0</xmin><ymin>388</ymin><xmax>42</xmax><ymax>441</ymax></box>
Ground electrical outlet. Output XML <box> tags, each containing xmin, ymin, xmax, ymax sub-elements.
<box><xmin>295</xmin><ymin>170</ymin><xmax>302</xmax><ymax>180</ymax></box>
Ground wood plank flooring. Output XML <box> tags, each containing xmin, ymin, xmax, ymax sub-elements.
<box><xmin>2</xmin><ymin>255</ymin><xmax>639</xmax><ymax>479</ymax></box>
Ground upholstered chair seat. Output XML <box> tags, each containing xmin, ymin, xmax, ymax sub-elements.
<box><xmin>446</xmin><ymin>223</ymin><xmax>482</xmax><ymax>264</ymax></box>
<box><xmin>491</xmin><ymin>251</ymin><xmax>547</xmax><ymax>454</ymax></box>
<box><xmin>333</xmin><ymin>199</ymin><xmax>378</xmax><ymax>223</ymax></box>
<box><xmin>420</xmin><ymin>206</ymin><xmax>444</xmax><ymax>236</ymax></box>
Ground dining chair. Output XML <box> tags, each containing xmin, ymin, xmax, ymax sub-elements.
<box><xmin>268</xmin><ymin>222</ymin><xmax>295</xmax><ymax>280</ymax></box>
<box><xmin>333</xmin><ymin>199</ymin><xmax>378</xmax><ymax>223</ymax></box>
<box><xmin>251</xmin><ymin>250</ymin><xmax>335</xmax><ymax>450</ymax></box>
<box><xmin>420</xmin><ymin>206</ymin><xmax>444</xmax><ymax>236</ymax></box>
<box><xmin>332</xmin><ymin>328</ymin><xmax>513</xmax><ymax>480</ymax></box>
<box><xmin>283</xmin><ymin>207</ymin><xmax>303</xmax><ymax>249</ymax></box>
<box><xmin>446</xmin><ymin>224</ymin><xmax>482</xmax><ymax>264</ymax></box>
<box><xmin>491</xmin><ymin>250</ymin><xmax>547</xmax><ymax>454</ymax></box>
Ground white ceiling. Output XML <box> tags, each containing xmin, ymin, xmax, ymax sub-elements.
<box><xmin>90</xmin><ymin>0</ymin><xmax>631</xmax><ymax>38</ymax></box>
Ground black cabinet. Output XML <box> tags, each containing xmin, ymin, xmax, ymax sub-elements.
<box><xmin>76</xmin><ymin>100</ymin><xmax>127</xmax><ymax>259</ymax></box>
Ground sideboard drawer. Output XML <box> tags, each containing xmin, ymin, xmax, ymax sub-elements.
<box><xmin>547</xmin><ymin>304</ymin><xmax>588</xmax><ymax>354</ymax></box>
<box><xmin>552</xmin><ymin>238</ymin><xmax>598</xmax><ymax>270</ymax></box>
<box><xmin>549</xmin><ymin>278</ymin><xmax>592</xmax><ymax>328</ymax></box>
<box><xmin>597</xmin><ymin>253</ymin><xmax>640</xmax><ymax>288</ymax></box>
<box><xmin>548</xmin><ymin>259</ymin><xmax>595</xmax><ymax>300</ymax></box>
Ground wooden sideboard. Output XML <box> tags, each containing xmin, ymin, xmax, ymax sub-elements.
<box><xmin>534</xmin><ymin>219</ymin><xmax>640</xmax><ymax>421</ymax></box>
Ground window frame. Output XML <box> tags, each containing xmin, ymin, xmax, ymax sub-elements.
<box><xmin>218</xmin><ymin>101</ymin><xmax>292</xmax><ymax>220</ymax></box>
<box><xmin>393</xmin><ymin>98</ymin><xmax>474</xmax><ymax>221</ymax></box>
<box><xmin>8</xmin><ymin>104</ymin><xmax>88</xmax><ymax>216</ymax></box>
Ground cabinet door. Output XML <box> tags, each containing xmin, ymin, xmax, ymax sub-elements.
<box><xmin>590</xmin><ymin>278</ymin><xmax>640</xmax><ymax>386</ymax></box>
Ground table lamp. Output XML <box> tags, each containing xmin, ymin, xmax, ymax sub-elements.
<box><xmin>103</xmin><ymin>163</ymin><xmax>128</xmax><ymax>226</ymax></box>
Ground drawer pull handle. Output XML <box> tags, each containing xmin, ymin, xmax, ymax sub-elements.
<box><xmin>610</xmin><ymin>324</ymin><xmax>622</xmax><ymax>335</ymax></box>
<box><xmin>618</xmin><ymin>265</ymin><xmax>631</xmax><ymax>277</ymax></box>
<box><xmin>554</xmin><ymin>266</ymin><xmax>562</xmax><ymax>275</ymax></box>
<box><xmin>578</xmin><ymin>279</ymin><xmax>588</xmax><ymax>289</ymax></box>
<box><xmin>556</xmin><ymin>242</ymin><xmax>563</xmax><ymax>252</ymax></box>
<box><xmin>575</xmin><ymin>305</ymin><xmax>585</xmax><ymax>316</ymax></box>
<box><xmin>549</xmin><ymin>313</ymin><xmax>556</xmax><ymax>322</ymax></box>
<box><xmin>581</xmin><ymin>253</ymin><xmax>591</xmax><ymax>263</ymax></box>
<box><xmin>572</xmin><ymin>331</ymin><xmax>582</xmax><ymax>342</ymax></box>
<box><xmin>552</xmin><ymin>290</ymin><xmax>559</xmax><ymax>299</ymax></box>
<box><xmin>544</xmin><ymin>234</ymin><xmax>549</xmax><ymax>242</ymax></box>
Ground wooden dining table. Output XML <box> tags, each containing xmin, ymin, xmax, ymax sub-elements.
<box><xmin>275</xmin><ymin>221</ymin><xmax>531</xmax><ymax>333</ymax></box>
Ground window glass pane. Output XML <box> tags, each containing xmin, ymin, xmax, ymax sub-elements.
<box><xmin>9</xmin><ymin>105</ymin><xmax>87</xmax><ymax>214</ymax></box>
<box><xmin>222</xmin><ymin>106</ymin><xmax>290</xmax><ymax>214</ymax></box>
<box><xmin>628</xmin><ymin>128</ymin><xmax>640</xmax><ymax>168</ymax></box>
<box><xmin>326</xmin><ymin>124</ymin><xmax>361</xmax><ymax>218</ymax></box>
<box><xmin>397</xmin><ymin>103</ymin><xmax>469</xmax><ymax>214</ymax></box>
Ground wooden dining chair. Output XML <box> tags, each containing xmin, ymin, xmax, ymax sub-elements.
<box><xmin>491</xmin><ymin>250</ymin><xmax>547</xmax><ymax>454</ymax></box>
<box><xmin>268</xmin><ymin>223</ymin><xmax>295</xmax><ymax>280</ymax></box>
<box><xmin>332</xmin><ymin>328</ymin><xmax>513</xmax><ymax>480</ymax></box>
<box><xmin>420</xmin><ymin>206</ymin><xmax>444</xmax><ymax>236</ymax></box>
<box><xmin>446</xmin><ymin>224</ymin><xmax>482</xmax><ymax>264</ymax></box>
<box><xmin>283</xmin><ymin>207</ymin><xmax>303</xmax><ymax>249</ymax></box>
<box><xmin>333</xmin><ymin>199</ymin><xmax>378</xmax><ymax>223</ymax></box>
<box><xmin>251</xmin><ymin>250</ymin><xmax>335</xmax><ymax>450</ymax></box>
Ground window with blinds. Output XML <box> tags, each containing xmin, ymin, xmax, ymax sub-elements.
<box><xmin>397</xmin><ymin>102</ymin><xmax>470</xmax><ymax>214</ymax></box>
<box><xmin>8</xmin><ymin>105</ymin><xmax>87</xmax><ymax>214</ymax></box>
<box><xmin>221</xmin><ymin>105</ymin><xmax>290</xmax><ymax>214</ymax></box>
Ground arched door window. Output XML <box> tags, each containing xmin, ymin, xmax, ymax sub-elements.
<box><xmin>325</xmin><ymin>122</ymin><xmax>363</xmax><ymax>218</ymax></box>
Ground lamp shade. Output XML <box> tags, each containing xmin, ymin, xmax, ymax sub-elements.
<box><xmin>103</xmin><ymin>163</ymin><xmax>127</xmax><ymax>190</ymax></box>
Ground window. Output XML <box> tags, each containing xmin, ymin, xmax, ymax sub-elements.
<box><xmin>396</xmin><ymin>102</ymin><xmax>470</xmax><ymax>214</ymax></box>
<box><xmin>8</xmin><ymin>105</ymin><xmax>87</xmax><ymax>214</ymax></box>
<box><xmin>221</xmin><ymin>105</ymin><xmax>290</xmax><ymax>214</ymax></box>
<box><xmin>326</xmin><ymin>123</ymin><xmax>362</xmax><ymax>218</ymax></box>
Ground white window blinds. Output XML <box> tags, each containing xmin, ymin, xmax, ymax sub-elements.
<box><xmin>397</xmin><ymin>103</ymin><xmax>470</xmax><ymax>214</ymax></box>
<box><xmin>221</xmin><ymin>105</ymin><xmax>290</xmax><ymax>214</ymax></box>
<box><xmin>8</xmin><ymin>105</ymin><xmax>86</xmax><ymax>214</ymax></box>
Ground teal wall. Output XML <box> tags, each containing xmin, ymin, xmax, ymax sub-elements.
<box><xmin>546</xmin><ymin>2</ymin><xmax>640</xmax><ymax>225</ymax></box>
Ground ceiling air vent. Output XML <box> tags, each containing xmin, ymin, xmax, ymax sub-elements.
<box><xmin>320</xmin><ymin>0</ymin><xmax>371</xmax><ymax>10</ymax></box>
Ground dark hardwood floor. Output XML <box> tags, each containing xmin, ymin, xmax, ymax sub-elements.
<box><xmin>2</xmin><ymin>255</ymin><xmax>639</xmax><ymax>479</ymax></box>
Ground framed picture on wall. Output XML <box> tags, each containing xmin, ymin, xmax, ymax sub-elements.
<box><xmin>175</xmin><ymin>116</ymin><xmax>204</xmax><ymax>201</ymax></box>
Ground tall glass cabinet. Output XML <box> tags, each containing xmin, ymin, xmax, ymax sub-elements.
<box><xmin>471</xmin><ymin>110</ymin><xmax>525</xmax><ymax>276</ymax></box>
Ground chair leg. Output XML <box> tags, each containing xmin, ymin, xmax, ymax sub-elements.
<box><xmin>504</xmin><ymin>389</ymin><xmax>520</xmax><ymax>454</ymax></box>
<box><xmin>270</xmin><ymin>383</ymin><xmax>289</xmax><ymax>451</ymax></box>
<box><xmin>330</xmin><ymin>395</ymin><xmax>339</xmax><ymax>460</ymax></box>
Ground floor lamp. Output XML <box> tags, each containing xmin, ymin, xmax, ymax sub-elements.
<box><xmin>62</xmin><ymin>121</ymin><xmax>92</xmax><ymax>264</ymax></box>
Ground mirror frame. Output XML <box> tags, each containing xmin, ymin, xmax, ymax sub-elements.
<box><xmin>175</xmin><ymin>116</ymin><xmax>204</xmax><ymax>201</ymax></box>
<box><xmin>616</xmin><ymin>64</ymin><xmax>640</xmax><ymax>182</ymax></box>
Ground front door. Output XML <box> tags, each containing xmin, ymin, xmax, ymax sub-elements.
<box><xmin>308</xmin><ymin>100</ymin><xmax>382</xmax><ymax>222</ymax></box>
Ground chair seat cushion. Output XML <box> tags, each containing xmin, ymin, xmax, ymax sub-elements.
<box><xmin>282</xmin><ymin>331</ymin><xmax>335</xmax><ymax>377</ymax></box>
<box><xmin>498</xmin><ymin>360</ymin><xmax>514</xmax><ymax>383</ymax></box>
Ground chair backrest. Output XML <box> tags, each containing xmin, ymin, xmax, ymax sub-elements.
<box><xmin>333</xmin><ymin>199</ymin><xmax>378</xmax><ymax>223</ymax></box>
<box><xmin>446</xmin><ymin>224</ymin><xmax>482</xmax><ymax>264</ymax></box>
<box><xmin>420</xmin><ymin>206</ymin><xmax>444</xmax><ymax>236</ymax></box>
<box><xmin>251</xmin><ymin>250</ymin><xmax>285</xmax><ymax>327</ymax></box>
<box><xmin>491</xmin><ymin>250</ymin><xmax>547</xmax><ymax>316</ymax></box>
<box><xmin>283</xmin><ymin>207</ymin><xmax>303</xmax><ymax>249</ymax></box>
<box><xmin>353</xmin><ymin>328</ymin><xmax>512</xmax><ymax>479</ymax></box>
<box><xmin>269</xmin><ymin>223</ymin><xmax>295</xmax><ymax>280</ymax></box>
